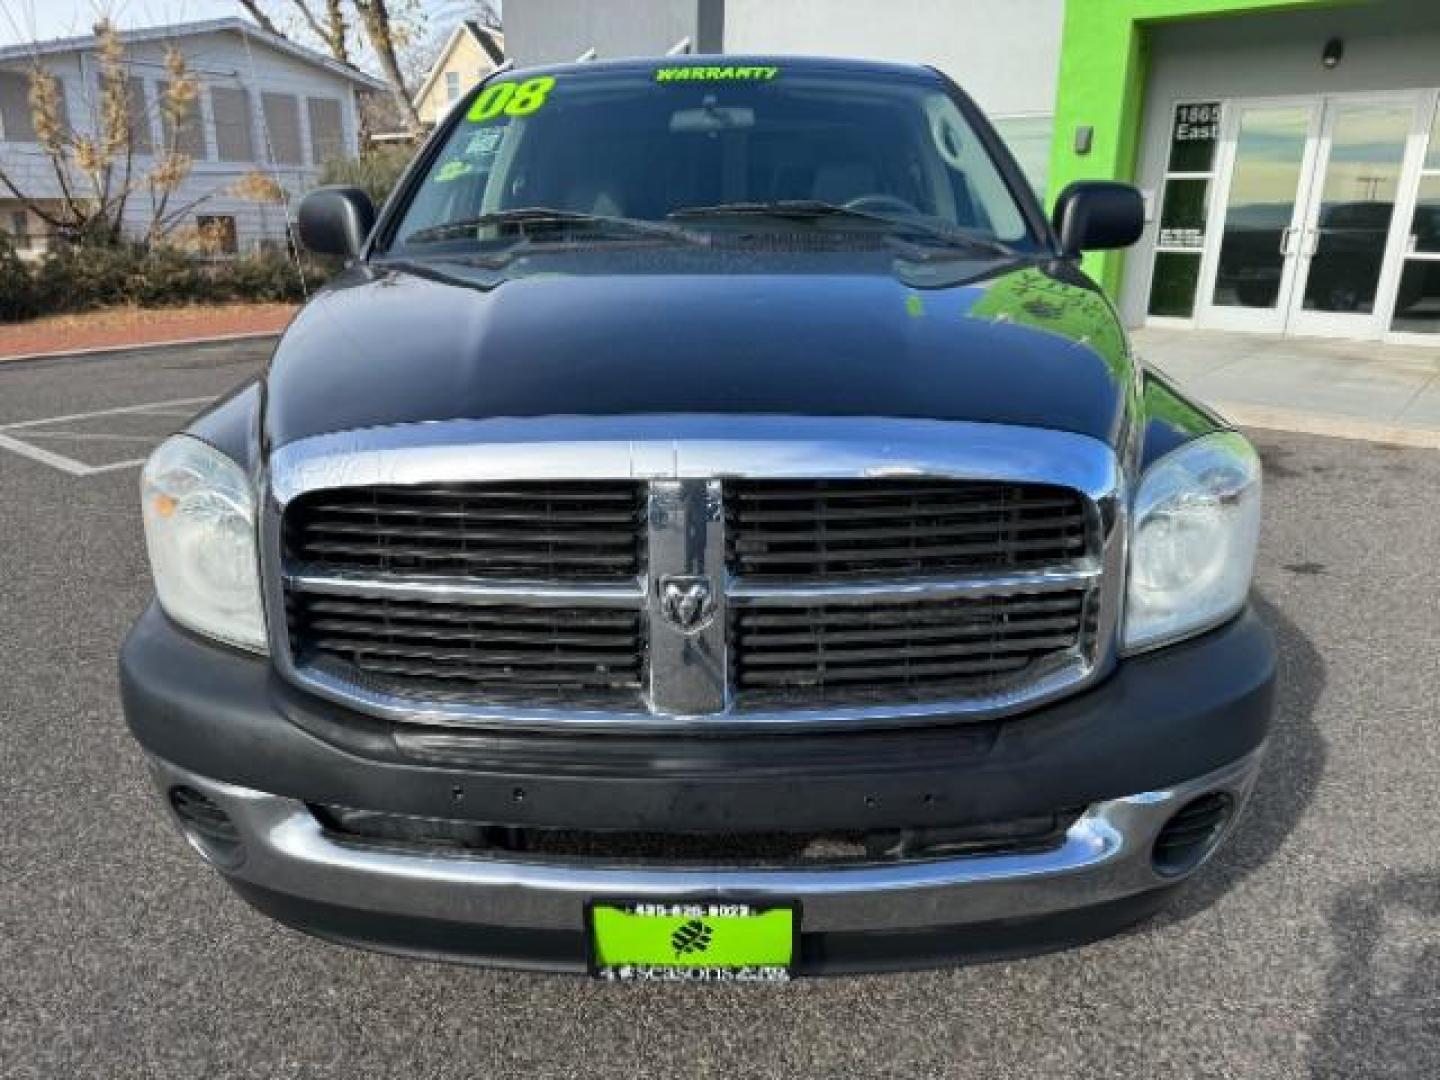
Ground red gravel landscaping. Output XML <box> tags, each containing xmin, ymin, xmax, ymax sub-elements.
<box><xmin>0</xmin><ymin>303</ymin><xmax>298</xmax><ymax>360</ymax></box>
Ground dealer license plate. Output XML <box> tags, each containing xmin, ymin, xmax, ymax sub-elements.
<box><xmin>587</xmin><ymin>901</ymin><xmax>798</xmax><ymax>982</ymax></box>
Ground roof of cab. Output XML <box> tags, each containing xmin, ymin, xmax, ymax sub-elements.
<box><xmin>497</xmin><ymin>53</ymin><xmax>942</xmax><ymax>83</ymax></box>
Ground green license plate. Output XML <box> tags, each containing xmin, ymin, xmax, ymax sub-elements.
<box><xmin>587</xmin><ymin>901</ymin><xmax>798</xmax><ymax>982</ymax></box>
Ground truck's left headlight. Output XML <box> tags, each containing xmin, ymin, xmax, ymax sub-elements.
<box><xmin>1123</xmin><ymin>431</ymin><xmax>1262</xmax><ymax>653</ymax></box>
<box><xmin>141</xmin><ymin>435</ymin><xmax>267</xmax><ymax>653</ymax></box>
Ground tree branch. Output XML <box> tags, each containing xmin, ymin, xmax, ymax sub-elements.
<box><xmin>237</xmin><ymin>0</ymin><xmax>283</xmax><ymax>37</ymax></box>
<box><xmin>351</xmin><ymin>0</ymin><xmax>423</xmax><ymax>133</ymax></box>
<box><xmin>0</xmin><ymin>165</ymin><xmax>66</xmax><ymax>227</ymax></box>
<box><xmin>288</xmin><ymin>1</ymin><xmax>329</xmax><ymax>47</ymax></box>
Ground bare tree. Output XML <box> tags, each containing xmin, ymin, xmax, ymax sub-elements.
<box><xmin>237</xmin><ymin>0</ymin><xmax>284</xmax><ymax>37</ymax></box>
<box><xmin>288</xmin><ymin>0</ymin><xmax>352</xmax><ymax>67</ymax></box>
<box><xmin>434</xmin><ymin>1</ymin><xmax>501</xmax><ymax>30</ymax></box>
<box><xmin>0</xmin><ymin>22</ymin><xmax>220</xmax><ymax>245</ymax></box>
<box><xmin>351</xmin><ymin>0</ymin><xmax>424</xmax><ymax>132</ymax></box>
<box><xmin>239</xmin><ymin>0</ymin><xmax>425</xmax><ymax>133</ymax></box>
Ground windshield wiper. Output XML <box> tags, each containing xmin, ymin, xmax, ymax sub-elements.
<box><xmin>667</xmin><ymin>200</ymin><xmax>1016</xmax><ymax>257</ymax></box>
<box><xmin>404</xmin><ymin>208</ymin><xmax>707</xmax><ymax>247</ymax></box>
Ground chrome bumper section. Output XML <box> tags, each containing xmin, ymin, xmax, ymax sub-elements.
<box><xmin>149</xmin><ymin>745</ymin><xmax>1265</xmax><ymax>937</ymax></box>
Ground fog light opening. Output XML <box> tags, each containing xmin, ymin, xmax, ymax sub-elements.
<box><xmin>169</xmin><ymin>785</ymin><xmax>244</xmax><ymax>869</ymax></box>
<box><xmin>1152</xmin><ymin>792</ymin><xmax>1234</xmax><ymax>878</ymax></box>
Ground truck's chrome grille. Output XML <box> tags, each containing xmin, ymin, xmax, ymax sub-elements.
<box><xmin>266</xmin><ymin>417</ymin><xmax>1123</xmax><ymax>731</ymax></box>
<box><xmin>732</xmin><ymin>591</ymin><xmax>1088</xmax><ymax>705</ymax></box>
<box><xmin>727</xmin><ymin>480</ymin><xmax>1087</xmax><ymax>579</ymax></box>
<box><xmin>287</xmin><ymin>594</ymin><xmax>645</xmax><ymax>707</ymax></box>
<box><xmin>284</xmin><ymin>482</ymin><xmax>646</xmax><ymax>580</ymax></box>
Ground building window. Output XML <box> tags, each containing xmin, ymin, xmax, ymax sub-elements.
<box><xmin>125</xmin><ymin>76</ymin><xmax>153</xmax><ymax>154</ymax></box>
<box><xmin>196</xmin><ymin>214</ymin><xmax>238</xmax><ymax>255</ymax></box>
<box><xmin>0</xmin><ymin>70</ymin><xmax>36</xmax><ymax>140</ymax></box>
<box><xmin>1392</xmin><ymin>101</ymin><xmax>1440</xmax><ymax>335</ymax></box>
<box><xmin>307</xmin><ymin>97</ymin><xmax>344</xmax><ymax>165</ymax></box>
<box><xmin>990</xmin><ymin>115</ymin><xmax>1052</xmax><ymax>200</ymax></box>
<box><xmin>0</xmin><ymin>68</ymin><xmax>70</xmax><ymax>143</ymax></box>
<box><xmin>445</xmin><ymin>71</ymin><xmax>462</xmax><ymax>102</ymax></box>
<box><xmin>211</xmin><ymin>86</ymin><xmax>255</xmax><ymax>162</ymax></box>
<box><xmin>1147</xmin><ymin>102</ymin><xmax>1221</xmax><ymax>319</ymax></box>
<box><xmin>262</xmin><ymin>92</ymin><xmax>304</xmax><ymax>165</ymax></box>
<box><xmin>5</xmin><ymin>210</ymin><xmax>29</xmax><ymax>250</ymax></box>
<box><xmin>157</xmin><ymin>80</ymin><xmax>206</xmax><ymax>159</ymax></box>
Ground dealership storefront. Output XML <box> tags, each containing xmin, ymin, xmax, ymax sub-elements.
<box><xmin>1054</xmin><ymin>0</ymin><xmax>1440</xmax><ymax>343</ymax></box>
<box><xmin>1144</xmin><ymin>90</ymin><xmax>1439</xmax><ymax>342</ymax></box>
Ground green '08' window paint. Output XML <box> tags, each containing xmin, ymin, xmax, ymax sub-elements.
<box><xmin>468</xmin><ymin>76</ymin><xmax>556</xmax><ymax>123</ymax></box>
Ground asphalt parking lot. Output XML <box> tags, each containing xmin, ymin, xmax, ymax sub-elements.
<box><xmin>1</xmin><ymin>340</ymin><xmax>1437</xmax><ymax>1079</ymax></box>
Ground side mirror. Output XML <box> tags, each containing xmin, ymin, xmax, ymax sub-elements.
<box><xmin>1051</xmin><ymin>181</ymin><xmax>1144</xmax><ymax>257</ymax></box>
<box><xmin>297</xmin><ymin>186</ymin><xmax>376</xmax><ymax>259</ymax></box>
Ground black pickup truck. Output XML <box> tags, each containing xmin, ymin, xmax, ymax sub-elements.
<box><xmin>121</xmin><ymin>56</ymin><xmax>1274</xmax><ymax>980</ymax></box>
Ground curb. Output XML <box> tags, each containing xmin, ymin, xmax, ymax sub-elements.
<box><xmin>0</xmin><ymin>329</ymin><xmax>284</xmax><ymax>365</ymax></box>
<box><xmin>1216</xmin><ymin>400</ymin><xmax>1440</xmax><ymax>450</ymax></box>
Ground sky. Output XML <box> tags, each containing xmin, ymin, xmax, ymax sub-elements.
<box><xmin>0</xmin><ymin>0</ymin><xmax>490</xmax><ymax>51</ymax></box>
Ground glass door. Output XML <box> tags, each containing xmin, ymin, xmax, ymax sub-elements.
<box><xmin>1198</xmin><ymin>102</ymin><xmax>1321</xmax><ymax>333</ymax></box>
<box><xmin>1389</xmin><ymin>96</ymin><xmax>1440</xmax><ymax>341</ymax></box>
<box><xmin>1288</xmin><ymin>97</ymin><xmax>1420</xmax><ymax>339</ymax></box>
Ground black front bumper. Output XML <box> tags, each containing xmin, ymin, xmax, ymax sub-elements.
<box><xmin>122</xmin><ymin>603</ymin><xmax>1274</xmax><ymax>834</ymax></box>
<box><xmin>122</xmin><ymin>603</ymin><xmax>1275</xmax><ymax>972</ymax></box>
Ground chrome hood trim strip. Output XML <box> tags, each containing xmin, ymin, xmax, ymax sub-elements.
<box><xmin>269</xmin><ymin>415</ymin><xmax>1121</xmax><ymax>503</ymax></box>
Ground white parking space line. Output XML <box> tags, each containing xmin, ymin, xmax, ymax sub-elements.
<box><xmin>0</xmin><ymin>430</ymin><xmax>95</xmax><ymax>476</ymax></box>
<box><xmin>85</xmin><ymin>458</ymin><xmax>150</xmax><ymax>475</ymax></box>
<box><xmin>21</xmin><ymin>431</ymin><xmax>162</xmax><ymax>442</ymax></box>
<box><xmin>0</xmin><ymin>394</ymin><xmax>216</xmax><ymax>476</ymax></box>
<box><xmin>0</xmin><ymin>395</ymin><xmax>214</xmax><ymax>432</ymax></box>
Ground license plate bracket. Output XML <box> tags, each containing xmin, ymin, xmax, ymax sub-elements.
<box><xmin>586</xmin><ymin>899</ymin><xmax>799</xmax><ymax>983</ymax></box>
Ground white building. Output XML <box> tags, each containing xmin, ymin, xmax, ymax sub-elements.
<box><xmin>0</xmin><ymin>17</ymin><xmax>382</xmax><ymax>256</ymax></box>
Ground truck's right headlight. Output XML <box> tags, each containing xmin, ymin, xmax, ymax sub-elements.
<box><xmin>1123</xmin><ymin>431</ymin><xmax>1262</xmax><ymax>653</ymax></box>
<box><xmin>140</xmin><ymin>435</ymin><xmax>267</xmax><ymax>653</ymax></box>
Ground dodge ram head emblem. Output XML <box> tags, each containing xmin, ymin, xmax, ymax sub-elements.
<box><xmin>659</xmin><ymin>575</ymin><xmax>715</xmax><ymax>634</ymax></box>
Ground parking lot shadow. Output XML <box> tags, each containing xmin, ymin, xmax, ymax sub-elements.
<box><xmin>1150</xmin><ymin>590</ymin><xmax>1328</xmax><ymax>925</ymax></box>
<box><xmin>1309</xmin><ymin>872</ymin><xmax>1440</xmax><ymax>1078</ymax></box>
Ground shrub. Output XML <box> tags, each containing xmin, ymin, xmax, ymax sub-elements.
<box><xmin>319</xmin><ymin>143</ymin><xmax>418</xmax><ymax>208</ymax></box>
<box><xmin>0</xmin><ymin>233</ymin><xmax>40</xmax><ymax>322</ymax></box>
<box><xmin>14</xmin><ymin>239</ymin><xmax>333</xmax><ymax>320</ymax></box>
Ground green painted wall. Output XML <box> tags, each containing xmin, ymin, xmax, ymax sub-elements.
<box><xmin>1048</xmin><ymin>0</ymin><xmax>1366</xmax><ymax>296</ymax></box>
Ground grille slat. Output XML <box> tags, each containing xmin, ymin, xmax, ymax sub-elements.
<box><xmin>739</xmin><ymin>617</ymin><xmax>1081</xmax><ymax>648</ymax></box>
<box><xmin>308</xmin><ymin>618</ymin><xmax>633</xmax><ymax>646</ymax></box>
<box><xmin>302</xmin><ymin>505</ymin><xmax>641</xmax><ymax>522</ymax></box>
<box><xmin>354</xmin><ymin>659</ymin><xmax>641</xmax><ymax>689</ymax></box>
<box><xmin>299</xmin><ymin>541</ymin><xmax>639</xmax><ymax>567</ymax></box>
<box><xmin>283</xmin><ymin>481</ymin><xmax>647</xmax><ymax>707</ymax></box>
<box><xmin>286</xmin><ymin>481</ymin><xmax>645</xmax><ymax>580</ymax></box>
<box><xmin>733</xmin><ymin>535</ymin><xmax>1087</xmax><ymax>567</ymax></box>
<box><xmin>735</xmin><ymin>515</ymin><xmax>1087</xmax><ymax>545</ymax></box>
<box><xmin>308</xmin><ymin>639</ymin><xmax>640</xmax><ymax>667</ymax></box>
<box><xmin>739</xmin><ymin>635</ymin><xmax>1079</xmax><ymax>668</ymax></box>
<box><xmin>299</xmin><ymin>521</ymin><xmax>641</xmax><ymax>545</ymax></box>
<box><xmin>735</xmin><ymin>596</ymin><xmax>1084</xmax><ymax>629</ymax></box>
<box><xmin>733</xmin><ymin>500</ymin><xmax>1079</xmax><ymax>524</ymax></box>
<box><xmin>304</xmin><ymin>486</ymin><xmax>641</xmax><ymax>504</ymax></box>
<box><xmin>288</xmin><ymin>595</ymin><xmax>644</xmax><ymax>705</ymax></box>
<box><xmin>732</xmin><ymin>589</ymin><xmax>1088</xmax><ymax>705</ymax></box>
<box><xmin>298</xmin><ymin>597</ymin><xmax>638</xmax><ymax>628</ymax></box>
<box><xmin>739</xmin><ymin>656</ymin><xmax>1035</xmax><ymax>688</ymax></box>
<box><xmin>728</xmin><ymin>479</ymin><xmax>1088</xmax><ymax>579</ymax></box>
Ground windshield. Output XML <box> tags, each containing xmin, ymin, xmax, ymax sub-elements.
<box><xmin>387</xmin><ymin>63</ymin><xmax>1038</xmax><ymax>255</ymax></box>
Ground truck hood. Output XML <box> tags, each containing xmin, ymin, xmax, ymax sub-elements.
<box><xmin>264</xmin><ymin>250</ymin><xmax>1134</xmax><ymax>449</ymax></box>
